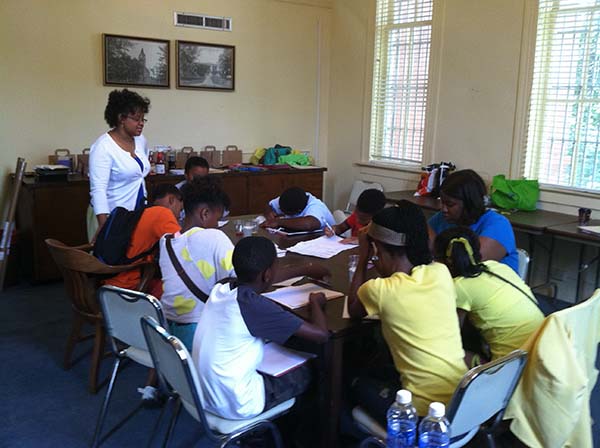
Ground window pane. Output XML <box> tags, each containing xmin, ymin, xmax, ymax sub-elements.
<box><xmin>370</xmin><ymin>0</ymin><xmax>433</xmax><ymax>164</ymax></box>
<box><xmin>524</xmin><ymin>0</ymin><xmax>600</xmax><ymax>191</ymax></box>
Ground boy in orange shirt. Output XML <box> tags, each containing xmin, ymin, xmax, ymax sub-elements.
<box><xmin>105</xmin><ymin>184</ymin><xmax>182</xmax><ymax>293</ymax></box>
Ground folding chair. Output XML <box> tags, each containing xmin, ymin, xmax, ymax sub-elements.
<box><xmin>516</xmin><ymin>248</ymin><xmax>530</xmax><ymax>281</ymax></box>
<box><xmin>91</xmin><ymin>285</ymin><xmax>166</xmax><ymax>448</ymax></box>
<box><xmin>140</xmin><ymin>316</ymin><xmax>294</xmax><ymax>448</ymax></box>
<box><xmin>352</xmin><ymin>350</ymin><xmax>528</xmax><ymax>448</ymax></box>
<box><xmin>344</xmin><ymin>180</ymin><xmax>384</xmax><ymax>215</ymax></box>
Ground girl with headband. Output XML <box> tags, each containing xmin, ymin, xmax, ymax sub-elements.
<box><xmin>434</xmin><ymin>227</ymin><xmax>543</xmax><ymax>367</ymax></box>
<box><xmin>347</xmin><ymin>201</ymin><xmax>467</xmax><ymax>421</ymax></box>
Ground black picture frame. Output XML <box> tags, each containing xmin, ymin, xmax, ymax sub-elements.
<box><xmin>103</xmin><ymin>34</ymin><xmax>170</xmax><ymax>88</ymax></box>
<box><xmin>176</xmin><ymin>40</ymin><xmax>235</xmax><ymax>91</ymax></box>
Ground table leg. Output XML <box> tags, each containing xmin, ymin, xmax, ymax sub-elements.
<box><xmin>575</xmin><ymin>243</ymin><xmax>585</xmax><ymax>303</ymax></box>
<box><xmin>319</xmin><ymin>336</ymin><xmax>344</xmax><ymax>448</ymax></box>
<box><xmin>527</xmin><ymin>233</ymin><xmax>535</xmax><ymax>284</ymax></box>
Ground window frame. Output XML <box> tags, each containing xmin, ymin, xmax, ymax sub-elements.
<box><xmin>361</xmin><ymin>0</ymin><xmax>443</xmax><ymax>171</ymax></box>
<box><xmin>511</xmin><ymin>0</ymin><xmax>600</xmax><ymax>203</ymax></box>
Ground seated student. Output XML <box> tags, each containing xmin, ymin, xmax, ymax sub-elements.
<box><xmin>104</xmin><ymin>184</ymin><xmax>182</xmax><ymax>294</ymax></box>
<box><xmin>434</xmin><ymin>227</ymin><xmax>544</xmax><ymax>366</ymax></box>
<box><xmin>428</xmin><ymin>169</ymin><xmax>519</xmax><ymax>273</ymax></box>
<box><xmin>262</xmin><ymin>186</ymin><xmax>335</xmax><ymax>231</ymax></box>
<box><xmin>347</xmin><ymin>201</ymin><xmax>467</xmax><ymax>421</ymax></box>
<box><xmin>192</xmin><ymin>236</ymin><xmax>330</xmax><ymax>420</ymax></box>
<box><xmin>175</xmin><ymin>156</ymin><xmax>210</xmax><ymax>189</ymax></box>
<box><xmin>324</xmin><ymin>189</ymin><xmax>386</xmax><ymax>244</ymax></box>
<box><xmin>159</xmin><ymin>177</ymin><xmax>234</xmax><ymax>350</ymax></box>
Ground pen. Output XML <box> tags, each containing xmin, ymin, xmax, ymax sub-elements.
<box><xmin>324</xmin><ymin>219</ymin><xmax>334</xmax><ymax>236</ymax></box>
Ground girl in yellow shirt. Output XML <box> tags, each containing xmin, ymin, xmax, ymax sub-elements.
<box><xmin>434</xmin><ymin>227</ymin><xmax>544</xmax><ymax>366</ymax></box>
<box><xmin>347</xmin><ymin>201</ymin><xmax>467</xmax><ymax>420</ymax></box>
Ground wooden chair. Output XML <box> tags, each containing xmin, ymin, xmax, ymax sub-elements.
<box><xmin>45</xmin><ymin>238</ymin><xmax>155</xmax><ymax>393</ymax></box>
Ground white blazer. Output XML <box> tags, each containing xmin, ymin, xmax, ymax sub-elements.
<box><xmin>89</xmin><ymin>133</ymin><xmax>150</xmax><ymax>215</ymax></box>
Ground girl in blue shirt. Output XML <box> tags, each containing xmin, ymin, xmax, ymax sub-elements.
<box><xmin>428</xmin><ymin>169</ymin><xmax>519</xmax><ymax>273</ymax></box>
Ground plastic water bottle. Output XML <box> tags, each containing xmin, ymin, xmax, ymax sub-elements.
<box><xmin>387</xmin><ymin>389</ymin><xmax>417</xmax><ymax>448</ymax></box>
<box><xmin>418</xmin><ymin>402</ymin><xmax>450</xmax><ymax>448</ymax></box>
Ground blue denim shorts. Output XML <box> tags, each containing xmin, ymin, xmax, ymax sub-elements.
<box><xmin>167</xmin><ymin>320</ymin><xmax>198</xmax><ymax>352</ymax></box>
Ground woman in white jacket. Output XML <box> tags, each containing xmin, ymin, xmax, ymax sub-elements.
<box><xmin>88</xmin><ymin>89</ymin><xmax>151</xmax><ymax>240</ymax></box>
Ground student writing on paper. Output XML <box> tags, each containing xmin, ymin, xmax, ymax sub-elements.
<box><xmin>192</xmin><ymin>236</ymin><xmax>329</xmax><ymax>420</ymax></box>
<box><xmin>324</xmin><ymin>189</ymin><xmax>386</xmax><ymax>244</ymax></box>
<box><xmin>347</xmin><ymin>202</ymin><xmax>467</xmax><ymax>423</ymax></box>
<box><xmin>434</xmin><ymin>227</ymin><xmax>543</xmax><ymax>367</ymax></box>
<box><xmin>261</xmin><ymin>186</ymin><xmax>335</xmax><ymax>231</ymax></box>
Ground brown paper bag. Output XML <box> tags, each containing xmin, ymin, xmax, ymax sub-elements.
<box><xmin>48</xmin><ymin>149</ymin><xmax>76</xmax><ymax>172</ymax></box>
<box><xmin>176</xmin><ymin>146</ymin><xmax>195</xmax><ymax>169</ymax></box>
<box><xmin>200</xmin><ymin>145</ymin><xmax>222</xmax><ymax>168</ymax></box>
<box><xmin>221</xmin><ymin>145</ymin><xmax>243</xmax><ymax>167</ymax></box>
<box><xmin>77</xmin><ymin>148</ymin><xmax>90</xmax><ymax>176</ymax></box>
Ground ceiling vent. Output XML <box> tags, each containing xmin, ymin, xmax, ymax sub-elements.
<box><xmin>174</xmin><ymin>12</ymin><xmax>232</xmax><ymax>32</ymax></box>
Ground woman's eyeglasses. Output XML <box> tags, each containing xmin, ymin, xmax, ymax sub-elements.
<box><xmin>126</xmin><ymin>115</ymin><xmax>148</xmax><ymax>123</ymax></box>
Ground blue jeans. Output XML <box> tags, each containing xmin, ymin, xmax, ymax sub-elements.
<box><xmin>167</xmin><ymin>320</ymin><xmax>197</xmax><ymax>352</ymax></box>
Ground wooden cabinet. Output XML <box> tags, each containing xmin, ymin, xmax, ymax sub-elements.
<box><xmin>17</xmin><ymin>167</ymin><xmax>326</xmax><ymax>282</ymax></box>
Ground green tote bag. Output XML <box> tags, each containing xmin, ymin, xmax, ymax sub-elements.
<box><xmin>490</xmin><ymin>175</ymin><xmax>540</xmax><ymax>211</ymax></box>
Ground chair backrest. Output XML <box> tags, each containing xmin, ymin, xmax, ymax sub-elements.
<box><xmin>345</xmin><ymin>180</ymin><xmax>384</xmax><ymax>213</ymax></box>
<box><xmin>516</xmin><ymin>248</ymin><xmax>530</xmax><ymax>281</ymax></box>
<box><xmin>446</xmin><ymin>350</ymin><xmax>527</xmax><ymax>441</ymax></box>
<box><xmin>98</xmin><ymin>285</ymin><xmax>164</xmax><ymax>353</ymax></box>
<box><xmin>141</xmin><ymin>316</ymin><xmax>218</xmax><ymax>441</ymax></box>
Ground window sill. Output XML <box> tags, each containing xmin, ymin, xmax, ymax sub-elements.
<box><xmin>354</xmin><ymin>161</ymin><xmax>422</xmax><ymax>175</ymax></box>
<box><xmin>533</xmin><ymin>184</ymin><xmax>600</xmax><ymax>215</ymax></box>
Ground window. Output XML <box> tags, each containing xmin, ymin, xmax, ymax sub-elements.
<box><xmin>369</xmin><ymin>0</ymin><xmax>433</xmax><ymax>165</ymax></box>
<box><xmin>524</xmin><ymin>0</ymin><xmax>600</xmax><ymax>191</ymax></box>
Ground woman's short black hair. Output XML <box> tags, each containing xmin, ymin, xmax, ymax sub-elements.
<box><xmin>433</xmin><ymin>226</ymin><xmax>483</xmax><ymax>278</ymax></box>
<box><xmin>184</xmin><ymin>156</ymin><xmax>210</xmax><ymax>173</ymax></box>
<box><xmin>356</xmin><ymin>189</ymin><xmax>386</xmax><ymax>215</ymax></box>
<box><xmin>150</xmin><ymin>183</ymin><xmax>182</xmax><ymax>204</ymax></box>
<box><xmin>181</xmin><ymin>177</ymin><xmax>230</xmax><ymax>215</ymax></box>
<box><xmin>104</xmin><ymin>89</ymin><xmax>151</xmax><ymax>128</ymax></box>
<box><xmin>370</xmin><ymin>200</ymin><xmax>432</xmax><ymax>266</ymax></box>
<box><xmin>440</xmin><ymin>169</ymin><xmax>487</xmax><ymax>224</ymax></box>
<box><xmin>279</xmin><ymin>187</ymin><xmax>309</xmax><ymax>215</ymax></box>
<box><xmin>233</xmin><ymin>236</ymin><xmax>277</xmax><ymax>283</ymax></box>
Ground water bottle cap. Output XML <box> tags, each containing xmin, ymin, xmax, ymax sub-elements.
<box><xmin>396</xmin><ymin>389</ymin><xmax>412</xmax><ymax>404</ymax></box>
<box><xmin>428</xmin><ymin>402</ymin><xmax>445</xmax><ymax>418</ymax></box>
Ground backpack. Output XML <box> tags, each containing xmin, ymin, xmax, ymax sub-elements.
<box><xmin>93</xmin><ymin>206</ymin><xmax>151</xmax><ymax>265</ymax></box>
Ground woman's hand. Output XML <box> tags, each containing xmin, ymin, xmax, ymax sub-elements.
<box><xmin>324</xmin><ymin>225</ymin><xmax>335</xmax><ymax>237</ymax></box>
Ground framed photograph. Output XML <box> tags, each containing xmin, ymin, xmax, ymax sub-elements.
<box><xmin>176</xmin><ymin>41</ymin><xmax>235</xmax><ymax>91</ymax></box>
<box><xmin>103</xmin><ymin>34</ymin><xmax>170</xmax><ymax>88</ymax></box>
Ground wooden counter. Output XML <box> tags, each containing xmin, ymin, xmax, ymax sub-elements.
<box><xmin>17</xmin><ymin>167</ymin><xmax>326</xmax><ymax>282</ymax></box>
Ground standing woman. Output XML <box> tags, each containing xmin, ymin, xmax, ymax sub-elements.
<box><xmin>428</xmin><ymin>169</ymin><xmax>519</xmax><ymax>273</ymax></box>
<box><xmin>87</xmin><ymin>89</ymin><xmax>151</xmax><ymax>240</ymax></box>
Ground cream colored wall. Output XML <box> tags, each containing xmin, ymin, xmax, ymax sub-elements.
<box><xmin>0</xmin><ymin>0</ymin><xmax>331</xmax><ymax>206</ymax></box>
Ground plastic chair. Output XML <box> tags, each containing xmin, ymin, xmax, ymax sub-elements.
<box><xmin>140</xmin><ymin>316</ymin><xmax>294</xmax><ymax>448</ymax></box>
<box><xmin>344</xmin><ymin>180</ymin><xmax>384</xmax><ymax>214</ymax></box>
<box><xmin>45</xmin><ymin>239</ymin><xmax>155</xmax><ymax>393</ymax></box>
<box><xmin>352</xmin><ymin>350</ymin><xmax>528</xmax><ymax>448</ymax></box>
<box><xmin>516</xmin><ymin>248</ymin><xmax>530</xmax><ymax>281</ymax></box>
<box><xmin>91</xmin><ymin>285</ymin><xmax>166</xmax><ymax>448</ymax></box>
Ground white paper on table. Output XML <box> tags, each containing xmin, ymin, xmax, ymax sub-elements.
<box><xmin>342</xmin><ymin>296</ymin><xmax>380</xmax><ymax>320</ymax></box>
<box><xmin>275</xmin><ymin>245</ymin><xmax>287</xmax><ymax>258</ymax></box>
<box><xmin>218</xmin><ymin>220</ymin><xmax>229</xmax><ymax>228</ymax></box>
<box><xmin>272</xmin><ymin>276</ymin><xmax>304</xmax><ymax>287</ymax></box>
<box><xmin>257</xmin><ymin>342</ymin><xmax>316</xmax><ymax>377</ymax></box>
<box><xmin>287</xmin><ymin>235</ymin><xmax>358</xmax><ymax>259</ymax></box>
<box><xmin>264</xmin><ymin>283</ymin><xmax>344</xmax><ymax>309</ymax></box>
<box><xmin>578</xmin><ymin>225</ymin><xmax>600</xmax><ymax>236</ymax></box>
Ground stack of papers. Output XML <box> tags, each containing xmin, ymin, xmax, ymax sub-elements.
<box><xmin>264</xmin><ymin>283</ymin><xmax>344</xmax><ymax>309</ymax></box>
<box><xmin>287</xmin><ymin>235</ymin><xmax>358</xmax><ymax>259</ymax></box>
<box><xmin>257</xmin><ymin>342</ymin><xmax>316</xmax><ymax>377</ymax></box>
<box><xmin>578</xmin><ymin>225</ymin><xmax>600</xmax><ymax>236</ymax></box>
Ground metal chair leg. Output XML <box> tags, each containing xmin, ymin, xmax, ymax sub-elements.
<box><xmin>162</xmin><ymin>397</ymin><xmax>182</xmax><ymax>448</ymax></box>
<box><xmin>91</xmin><ymin>357</ymin><xmax>121</xmax><ymax>448</ymax></box>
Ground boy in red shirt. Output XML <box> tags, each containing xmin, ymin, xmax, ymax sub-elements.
<box><xmin>325</xmin><ymin>189</ymin><xmax>386</xmax><ymax>244</ymax></box>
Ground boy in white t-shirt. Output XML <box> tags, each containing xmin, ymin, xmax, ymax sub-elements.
<box><xmin>261</xmin><ymin>187</ymin><xmax>335</xmax><ymax>231</ymax></box>
<box><xmin>192</xmin><ymin>236</ymin><xmax>330</xmax><ymax>419</ymax></box>
<box><xmin>159</xmin><ymin>177</ymin><xmax>234</xmax><ymax>350</ymax></box>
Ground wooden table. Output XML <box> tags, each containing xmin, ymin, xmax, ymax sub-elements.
<box><xmin>221</xmin><ymin>218</ymin><xmax>376</xmax><ymax>448</ymax></box>
<box><xmin>546</xmin><ymin>220</ymin><xmax>600</xmax><ymax>302</ymax></box>
<box><xmin>16</xmin><ymin>167</ymin><xmax>326</xmax><ymax>282</ymax></box>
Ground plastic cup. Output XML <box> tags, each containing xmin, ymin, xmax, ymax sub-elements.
<box><xmin>243</xmin><ymin>221</ymin><xmax>255</xmax><ymax>237</ymax></box>
<box><xmin>235</xmin><ymin>220</ymin><xmax>244</xmax><ymax>236</ymax></box>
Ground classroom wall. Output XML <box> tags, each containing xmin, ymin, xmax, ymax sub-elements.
<box><xmin>0</xmin><ymin>0</ymin><xmax>331</xmax><ymax>205</ymax></box>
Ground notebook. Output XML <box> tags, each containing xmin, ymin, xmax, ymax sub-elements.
<box><xmin>264</xmin><ymin>283</ymin><xmax>344</xmax><ymax>309</ymax></box>
<box><xmin>257</xmin><ymin>342</ymin><xmax>316</xmax><ymax>377</ymax></box>
<box><xmin>287</xmin><ymin>235</ymin><xmax>357</xmax><ymax>259</ymax></box>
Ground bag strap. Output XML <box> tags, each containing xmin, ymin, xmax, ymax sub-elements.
<box><xmin>165</xmin><ymin>234</ymin><xmax>209</xmax><ymax>303</ymax></box>
<box><xmin>482</xmin><ymin>267</ymin><xmax>538</xmax><ymax>305</ymax></box>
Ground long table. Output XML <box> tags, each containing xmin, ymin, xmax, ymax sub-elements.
<box><xmin>221</xmin><ymin>218</ymin><xmax>376</xmax><ymax>448</ymax></box>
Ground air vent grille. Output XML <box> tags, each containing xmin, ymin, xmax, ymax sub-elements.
<box><xmin>174</xmin><ymin>12</ymin><xmax>232</xmax><ymax>31</ymax></box>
